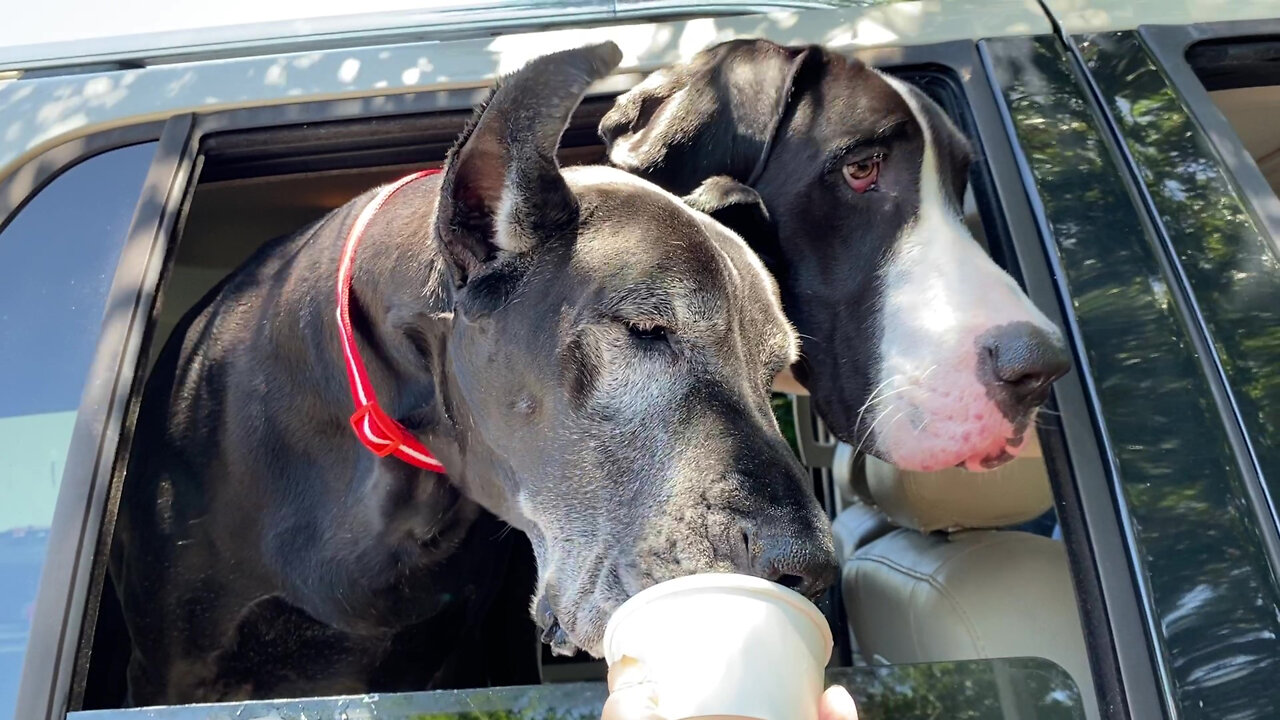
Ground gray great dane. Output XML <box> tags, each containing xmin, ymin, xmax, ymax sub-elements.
<box><xmin>601</xmin><ymin>39</ymin><xmax>1072</xmax><ymax>473</ymax></box>
<box><xmin>110</xmin><ymin>42</ymin><xmax>836</xmax><ymax>705</ymax></box>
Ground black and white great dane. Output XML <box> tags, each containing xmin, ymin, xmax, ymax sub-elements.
<box><xmin>110</xmin><ymin>42</ymin><xmax>837</xmax><ymax>704</ymax></box>
<box><xmin>601</xmin><ymin>39</ymin><xmax>1071</xmax><ymax>473</ymax></box>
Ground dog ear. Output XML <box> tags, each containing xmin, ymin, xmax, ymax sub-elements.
<box><xmin>682</xmin><ymin>176</ymin><xmax>782</xmax><ymax>271</ymax></box>
<box><xmin>599</xmin><ymin>39</ymin><xmax>818</xmax><ymax>195</ymax></box>
<box><xmin>436</xmin><ymin>42</ymin><xmax>623</xmax><ymax>285</ymax></box>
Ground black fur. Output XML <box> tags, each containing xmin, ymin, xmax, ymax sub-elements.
<box><xmin>602</xmin><ymin>38</ymin><xmax>1069</xmax><ymax>473</ymax></box>
<box><xmin>602</xmin><ymin>39</ymin><xmax>958</xmax><ymax>452</ymax></box>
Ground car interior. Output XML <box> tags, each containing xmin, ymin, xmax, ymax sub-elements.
<box><xmin>1188</xmin><ymin>37</ymin><xmax>1280</xmax><ymax>199</ymax></box>
<box><xmin>1205</xmin><ymin>84</ymin><xmax>1280</xmax><ymax>197</ymax></box>
<box><xmin>78</xmin><ymin>66</ymin><xmax>1098</xmax><ymax>719</ymax></box>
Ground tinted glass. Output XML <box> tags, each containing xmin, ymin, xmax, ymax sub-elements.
<box><xmin>987</xmin><ymin>34</ymin><xmax>1280</xmax><ymax>718</ymax></box>
<box><xmin>67</xmin><ymin>657</ymin><xmax>1087</xmax><ymax>719</ymax></box>
<box><xmin>0</xmin><ymin>142</ymin><xmax>157</xmax><ymax>718</ymax></box>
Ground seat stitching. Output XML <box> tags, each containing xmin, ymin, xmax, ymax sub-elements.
<box><xmin>851</xmin><ymin>550</ymin><xmax>990</xmax><ymax>657</ymax></box>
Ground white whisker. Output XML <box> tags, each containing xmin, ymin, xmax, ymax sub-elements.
<box><xmin>854</xmin><ymin>404</ymin><xmax>897</xmax><ymax>460</ymax></box>
<box><xmin>866</xmin><ymin>410</ymin><xmax>910</xmax><ymax>461</ymax></box>
<box><xmin>853</xmin><ymin>375</ymin><xmax>901</xmax><ymax>435</ymax></box>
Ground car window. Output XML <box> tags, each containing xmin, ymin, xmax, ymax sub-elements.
<box><xmin>1091</xmin><ymin>32</ymin><xmax>1280</xmax><ymax>538</ymax></box>
<box><xmin>67</xmin><ymin>657</ymin><xmax>1089</xmax><ymax>720</ymax></box>
<box><xmin>991</xmin><ymin>31</ymin><xmax>1280</xmax><ymax>719</ymax></box>
<box><xmin>0</xmin><ymin>142</ymin><xmax>157</xmax><ymax>719</ymax></box>
<box><xmin>61</xmin><ymin>21</ymin><xmax>1103</xmax><ymax>715</ymax></box>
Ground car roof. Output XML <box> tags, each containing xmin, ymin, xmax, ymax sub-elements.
<box><xmin>0</xmin><ymin>0</ymin><xmax>1040</xmax><ymax>72</ymax></box>
<box><xmin>0</xmin><ymin>0</ymin><xmax>1052</xmax><ymax>184</ymax></box>
<box><xmin>1040</xmin><ymin>0</ymin><xmax>1280</xmax><ymax>33</ymax></box>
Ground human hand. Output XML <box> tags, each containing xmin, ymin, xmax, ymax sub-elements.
<box><xmin>601</xmin><ymin>657</ymin><xmax>858</xmax><ymax>720</ymax></box>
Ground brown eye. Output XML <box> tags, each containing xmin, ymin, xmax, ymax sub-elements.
<box><xmin>843</xmin><ymin>154</ymin><xmax>883</xmax><ymax>193</ymax></box>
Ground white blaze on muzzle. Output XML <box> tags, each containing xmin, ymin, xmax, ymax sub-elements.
<box><xmin>870</xmin><ymin>73</ymin><xmax>1060</xmax><ymax>473</ymax></box>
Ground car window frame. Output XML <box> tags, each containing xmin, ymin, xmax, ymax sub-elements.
<box><xmin>1139</xmin><ymin>23</ymin><xmax>1280</xmax><ymax>541</ymax></box>
<box><xmin>69</xmin><ymin>658</ymin><xmax>1096</xmax><ymax>720</ymax></box>
<box><xmin>1139</xmin><ymin>21</ymin><xmax>1280</xmax><ymax>256</ymax></box>
<box><xmin>1084</xmin><ymin>22</ymin><xmax>1280</xmax><ymax>576</ymax></box>
<box><xmin>0</xmin><ymin>124</ymin><xmax>174</xmax><ymax>720</ymax></box>
<box><xmin>1144</xmin><ymin>18</ymin><xmax>1280</xmax><ymax>534</ymax></box>
<box><xmin>0</xmin><ymin>124</ymin><xmax>164</xmax><ymax>231</ymax></box>
<box><xmin>1072</xmin><ymin>28</ymin><xmax>1280</xmax><ymax>719</ymax></box>
<box><xmin>983</xmin><ymin>25</ymin><xmax>1280</xmax><ymax>719</ymax></box>
<box><xmin>7</xmin><ymin>37</ymin><xmax>1148</xmax><ymax>720</ymax></box>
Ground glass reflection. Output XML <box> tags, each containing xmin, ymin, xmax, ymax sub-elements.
<box><xmin>1079</xmin><ymin>30</ymin><xmax>1280</xmax><ymax>531</ymax></box>
<box><xmin>0</xmin><ymin>142</ymin><xmax>158</xmax><ymax>720</ymax></box>
<box><xmin>67</xmin><ymin>658</ymin><xmax>1086</xmax><ymax>720</ymax></box>
<box><xmin>986</xmin><ymin>34</ymin><xmax>1280</xmax><ymax>720</ymax></box>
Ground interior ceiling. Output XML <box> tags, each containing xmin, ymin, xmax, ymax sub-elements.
<box><xmin>150</xmin><ymin>143</ymin><xmax>608</xmax><ymax>362</ymax></box>
<box><xmin>179</xmin><ymin>144</ymin><xmax>607</xmax><ymax>271</ymax></box>
<box><xmin>1210</xmin><ymin>85</ymin><xmax>1280</xmax><ymax>195</ymax></box>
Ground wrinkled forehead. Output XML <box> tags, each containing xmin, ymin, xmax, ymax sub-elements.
<box><xmin>814</xmin><ymin>56</ymin><xmax>916</xmax><ymax>137</ymax></box>
<box><xmin>871</xmin><ymin>70</ymin><xmax>973</xmax><ymax>199</ymax></box>
<box><xmin>809</xmin><ymin>55</ymin><xmax>972</xmax><ymax>195</ymax></box>
<box><xmin>566</xmin><ymin>166</ymin><xmax>727</xmax><ymax>301</ymax></box>
<box><xmin>564</xmin><ymin>166</ymin><xmax>797</xmax><ymax>351</ymax></box>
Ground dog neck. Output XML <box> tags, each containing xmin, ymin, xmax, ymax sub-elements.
<box><xmin>320</xmin><ymin>176</ymin><xmax>513</xmax><ymax>511</ymax></box>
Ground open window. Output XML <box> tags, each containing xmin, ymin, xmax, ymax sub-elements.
<box><xmin>0</xmin><ymin>38</ymin><xmax>1105</xmax><ymax>720</ymax></box>
<box><xmin>1187</xmin><ymin>37</ymin><xmax>1280</xmax><ymax>199</ymax></box>
<box><xmin>78</xmin><ymin>98</ymin><xmax>625</xmax><ymax>710</ymax></box>
<box><xmin>790</xmin><ymin>64</ymin><xmax>1099</xmax><ymax>720</ymax></box>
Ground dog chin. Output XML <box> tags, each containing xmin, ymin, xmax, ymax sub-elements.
<box><xmin>957</xmin><ymin>437</ymin><xmax>1026</xmax><ymax>472</ymax></box>
<box><xmin>885</xmin><ymin>442</ymin><xmax>1024</xmax><ymax>473</ymax></box>
<box><xmin>532</xmin><ymin>580</ymin><xmax>618</xmax><ymax>659</ymax></box>
<box><xmin>874</xmin><ymin>401</ymin><xmax>1030</xmax><ymax>473</ymax></box>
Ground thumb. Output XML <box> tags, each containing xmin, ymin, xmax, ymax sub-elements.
<box><xmin>818</xmin><ymin>685</ymin><xmax>859</xmax><ymax>720</ymax></box>
<box><xmin>601</xmin><ymin>657</ymin><xmax>665</xmax><ymax>720</ymax></box>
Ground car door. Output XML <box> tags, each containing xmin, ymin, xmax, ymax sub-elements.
<box><xmin>0</xmin><ymin>2</ymin><xmax>1184</xmax><ymax>719</ymax></box>
<box><xmin>999</xmin><ymin>3</ymin><xmax>1280</xmax><ymax>719</ymax></box>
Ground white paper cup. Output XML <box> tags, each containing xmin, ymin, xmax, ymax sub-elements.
<box><xmin>603</xmin><ymin>573</ymin><xmax>833</xmax><ymax>720</ymax></box>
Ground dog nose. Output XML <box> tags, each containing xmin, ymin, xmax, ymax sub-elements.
<box><xmin>981</xmin><ymin>324</ymin><xmax>1071</xmax><ymax>408</ymax></box>
<box><xmin>742</xmin><ymin>525</ymin><xmax>839</xmax><ymax>599</ymax></box>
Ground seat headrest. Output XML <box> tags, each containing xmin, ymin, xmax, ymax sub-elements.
<box><xmin>857</xmin><ymin>433</ymin><xmax>1054</xmax><ymax>533</ymax></box>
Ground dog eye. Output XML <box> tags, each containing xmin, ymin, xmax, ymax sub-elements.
<box><xmin>843</xmin><ymin>154</ymin><xmax>883</xmax><ymax>193</ymax></box>
<box><xmin>620</xmin><ymin>319</ymin><xmax>670</xmax><ymax>344</ymax></box>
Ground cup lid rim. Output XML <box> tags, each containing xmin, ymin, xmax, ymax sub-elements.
<box><xmin>602</xmin><ymin>572</ymin><xmax>833</xmax><ymax>664</ymax></box>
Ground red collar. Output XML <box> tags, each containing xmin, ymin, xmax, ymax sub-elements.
<box><xmin>335</xmin><ymin>169</ymin><xmax>447</xmax><ymax>473</ymax></box>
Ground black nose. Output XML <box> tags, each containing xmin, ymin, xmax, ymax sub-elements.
<box><xmin>742</xmin><ymin>526</ymin><xmax>839</xmax><ymax>599</ymax></box>
<box><xmin>980</xmin><ymin>323</ymin><xmax>1071</xmax><ymax>409</ymax></box>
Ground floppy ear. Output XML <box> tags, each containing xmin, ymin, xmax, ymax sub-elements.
<box><xmin>436</xmin><ymin>42</ymin><xmax>623</xmax><ymax>285</ymax></box>
<box><xmin>682</xmin><ymin>175</ymin><xmax>781</xmax><ymax>270</ymax></box>
<box><xmin>599</xmin><ymin>39</ymin><xmax>816</xmax><ymax>195</ymax></box>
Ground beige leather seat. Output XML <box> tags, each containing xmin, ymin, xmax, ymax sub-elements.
<box><xmin>832</xmin><ymin>437</ymin><xmax>1099</xmax><ymax>720</ymax></box>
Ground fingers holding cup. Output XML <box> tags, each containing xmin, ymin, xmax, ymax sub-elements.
<box><xmin>818</xmin><ymin>685</ymin><xmax>859</xmax><ymax>720</ymax></box>
<box><xmin>602</xmin><ymin>656</ymin><xmax>664</xmax><ymax>720</ymax></box>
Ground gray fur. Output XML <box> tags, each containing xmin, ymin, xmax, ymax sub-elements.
<box><xmin>111</xmin><ymin>41</ymin><xmax>836</xmax><ymax>705</ymax></box>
